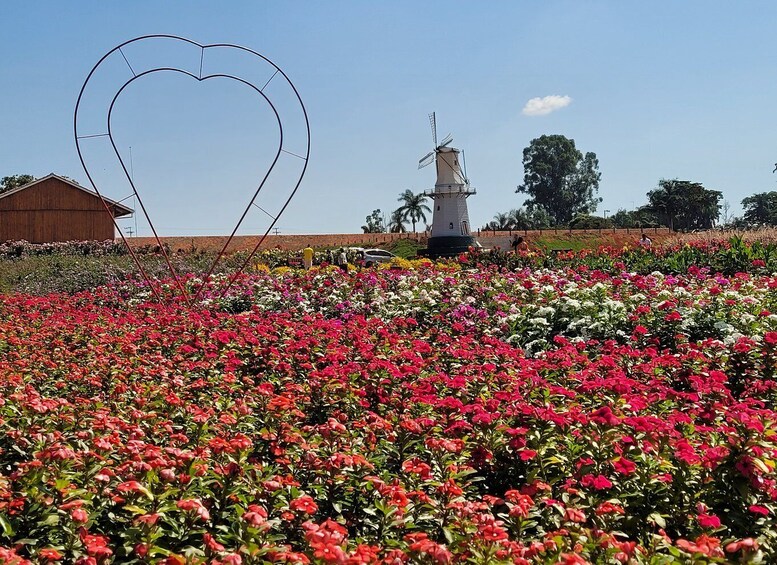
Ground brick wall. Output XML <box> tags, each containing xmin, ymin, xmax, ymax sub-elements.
<box><xmin>127</xmin><ymin>233</ymin><xmax>426</xmax><ymax>253</ymax></box>
<box><xmin>125</xmin><ymin>227</ymin><xmax>671</xmax><ymax>253</ymax></box>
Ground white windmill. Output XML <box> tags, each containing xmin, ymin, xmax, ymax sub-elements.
<box><xmin>418</xmin><ymin>112</ymin><xmax>477</xmax><ymax>257</ymax></box>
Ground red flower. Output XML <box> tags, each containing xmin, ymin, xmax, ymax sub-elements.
<box><xmin>612</xmin><ymin>457</ymin><xmax>637</xmax><ymax>475</ymax></box>
<box><xmin>243</xmin><ymin>504</ymin><xmax>268</xmax><ymax>527</ymax></box>
<box><xmin>480</xmin><ymin>524</ymin><xmax>508</xmax><ymax>541</ymax></box>
<box><xmin>39</xmin><ymin>549</ymin><xmax>63</xmax><ymax>562</ymax></box>
<box><xmin>664</xmin><ymin>311</ymin><xmax>682</xmax><ymax>322</ymax></box>
<box><xmin>290</xmin><ymin>495</ymin><xmax>318</xmax><ymax>515</ymax></box>
<box><xmin>204</xmin><ymin>532</ymin><xmax>225</xmax><ymax>553</ymax></box>
<box><xmin>176</xmin><ymin>498</ymin><xmax>210</xmax><ymax>521</ymax></box>
<box><xmin>565</xmin><ymin>507</ymin><xmax>586</xmax><ymax>523</ymax></box>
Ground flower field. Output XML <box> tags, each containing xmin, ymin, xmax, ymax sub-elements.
<box><xmin>2</xmin><ymin>243</ymin><xmax>777</xmax><ymax>563</ymax></box>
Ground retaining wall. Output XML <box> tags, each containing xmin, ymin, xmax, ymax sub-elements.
<box><xmin>125</xmin><ymin>227</ymin><xmax>672</xmax><ymax>253</ymax></box>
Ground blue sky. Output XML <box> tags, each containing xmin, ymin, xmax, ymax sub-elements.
<box><xmin>2</xmin><ymin>1</ymin><xmax>776</xmax><ymax>236</ymax></box>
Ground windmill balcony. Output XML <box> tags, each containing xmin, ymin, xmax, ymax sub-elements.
<box><xmin>424</xmin><ymin>186</ymin><xmax>477</xmax><ymax>198</ymax></box>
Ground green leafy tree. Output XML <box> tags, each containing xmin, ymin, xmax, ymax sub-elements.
<box><xmin>516</xmin><ymin>135</ymin><xmax>601</xmax><ymax>225</ymax></box>
<box><xmin>568</xmin><ymin>214</ymin><xmax>613</xmax><ymax>229</ymax></box>
<box><xmin>646</xmin><ymin>179</ymin><xmax>722</xmax><ymax>231</ymax></box>
<box><xmin>0</xmin><ymin>174</ymin><xmax>35</xmax><ymax>194</ymax></box>
<box><xmin>611</xmin><ymin>207</ymin><xmax>659</xmax><ymax>229</ymax></box>
<box><xmin>361</xmin><ymin>209</ymin><xmax>386</xmax><ymax>233</ymax></box>
<box><xmin>610</xmin><ymin>209</ymin><xmax>635</xmax><ymax>228</ymax></box>
<box><xmin>741</xmin><ymin>192</ymin><xmax>777</xmax><ymax>226</ymax></box>
<box><xmin>396</xmin><ymin>189</ymin><xmax>431</xmax><ymax>233</ymax></box>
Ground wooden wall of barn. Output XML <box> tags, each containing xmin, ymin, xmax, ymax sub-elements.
<box><xmin>0</xmin><ymin>177</ymin><xmax>116</xmax><ymax>243</ymax></box>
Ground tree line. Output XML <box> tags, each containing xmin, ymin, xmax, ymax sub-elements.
<box><xmin>482</xmin><ymin>134</ymin><xmax>777</xmax><ymax>232</ymax></box>
<box><xmin>361</xmin><ymin>133</ymin><xmax>777</xmax><ymax>236</ymax></box>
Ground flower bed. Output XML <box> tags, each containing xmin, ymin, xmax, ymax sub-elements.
<box><xmin>0</xmin><ymin>259</ymin><xmax>777</xmax><ymax>563</ymax></box>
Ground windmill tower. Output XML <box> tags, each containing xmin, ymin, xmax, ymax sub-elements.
<box><xmin>418</xmin><ymin>112</ymin><xmax>477</xmax><ymax>258</ymax></box>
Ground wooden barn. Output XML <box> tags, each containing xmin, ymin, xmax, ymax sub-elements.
<box><xmin>0</xmin><ymin>174</ymin><xmax>133</xmax><ymax>243</ymax></box>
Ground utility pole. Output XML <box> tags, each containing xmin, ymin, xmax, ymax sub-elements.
<box><xmin>273</xmin><ymin>228</ymin><xmax>280</xmax><ymax>236</ymax></box>
<box><xmin>130</xmin><ymin>146</ymin><xmax>138</xmax><ymax>237</ymax></box>
<box><xmin>125</xmin><ymin>226</ymin><xmax>134</xmax><ymax>238</ymax></box>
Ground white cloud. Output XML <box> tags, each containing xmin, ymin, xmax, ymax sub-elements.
<box><xmin>522</xmin><ymin>95</ymin><xmax>572</xmax><ymax>116</ymax></box>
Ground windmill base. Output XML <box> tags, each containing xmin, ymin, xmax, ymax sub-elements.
<box><xmin>418</xmin><ymin>235</ymin><xmax>477</xmax><ymax>259</ymax></box>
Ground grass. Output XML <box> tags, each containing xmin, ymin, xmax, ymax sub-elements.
<box><xmin>0</xmin><ymin>255</ymin><xmax>134</xmax><ymax>294</ymax></box>
<box><xmin>667</xmin><ymin>227</ymin><xmax>777</xmax><ymax>246</ymax></box>
<box><xmin>383</xmin><ymin>238</ymin><xmax>424</xmax><ymax>258</ymax></box>
<box><xmin>532</xmin><ymin>235</ymin><xmax>594</xmax><ymax>252</ymax></box>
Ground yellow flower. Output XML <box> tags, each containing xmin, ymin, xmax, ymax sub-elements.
<box><xmin>411</xmin><ymin>258</ymin><xmax>434</xmax><ymax>269</ymax></box>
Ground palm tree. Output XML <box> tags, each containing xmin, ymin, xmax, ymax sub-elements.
<box><xmin>491</xmin><ymin>212</ymin><xmax>513</xmax><ymax>230</ymax></box>
<box><xmin>388</xmin><ymin>208</ymin><xmax>408</xmax><ymax>233</ymax></box>
<box><xmin>396</xmin><ymin>189</ymin><xmax>431</xmax><ymax>233</ymax></box>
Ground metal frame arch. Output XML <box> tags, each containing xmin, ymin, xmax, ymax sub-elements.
<box><xmin>73</xmin><ymin>35</ymin><xmax>311</xmax><ymax>304</ymax></box>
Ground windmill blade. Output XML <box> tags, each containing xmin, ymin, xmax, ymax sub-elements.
<box><xmin>461</xmin><ymin>149</ymin><xmax>469</xmax><ymax>182</ymax></box>
<box><xmin>418</xmin><ymin>151</ymin><xmax>435</xmax><ymax>169</ymax></box>
<box><xmin>429</xmin><ymin>112</ymin><xmax>437</xmax><ymax>147</ymax></box>
<box><xmin>439</xmin><ymin>133</ymin><xmax>453</xmax><ymax>147</ymax></box>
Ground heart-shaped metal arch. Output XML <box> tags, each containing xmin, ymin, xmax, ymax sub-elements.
<box><xmin>74</xmin><ymin>35</ymin><xmax>310</xmax><ymax>305</ymax></box>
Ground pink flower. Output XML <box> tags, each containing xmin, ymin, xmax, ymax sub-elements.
<box><xmin>749</xmin><ymin>505</ymin><xmax>769</xmax><ymax>516</ymax></box>
<box><xmin>580</xmin><ymin>474</ymin><xmax>612</xmax><ymax>490</ymax></box>
<box><xmin>70</xmin><ymin>508</ymin><xmax>89</xmax><ymax>523</ymax></box>
<box><xmin>698</xmin><ymin>514</ymin><xmax>721</xmax><ymax>529</ymax></box>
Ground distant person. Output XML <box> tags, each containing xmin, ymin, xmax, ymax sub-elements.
<box><xmin>302</xmin><ymin>244</ymin><xmax>314</xmax><ymax>270</ymax></box>
<box><xmin>511</xmin><ymin>235</ymin><xmax>530</xmax><ymax>253</ymax></box>
<box><xmin>639</xmin><ymin>233</ymin><xmax>652</xmax><ymax>248</ymax></box>
<box><xmin>337</xmin><ymin>248</ymin><xmax>348</xmax><ymax>273</ymax></box>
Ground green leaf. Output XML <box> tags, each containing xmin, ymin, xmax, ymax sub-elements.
<box><xmin>753</xmin><ymin>458</ymin><xmax>771</xmax><ymax>474</ymax></box>
<box><xmin>38</xmin><ymin>514</ymin><xmax>59</xmax><ymax>526</ymax></box>
<box><xmin>648</xmin><ymin>512</ymin><xmax>666</xmax><ymax>528</ymax></box>
<box><xmin>0</xmin><ymin>514</ymin><xmax>14</xmax><ymax>538</ymax></box>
